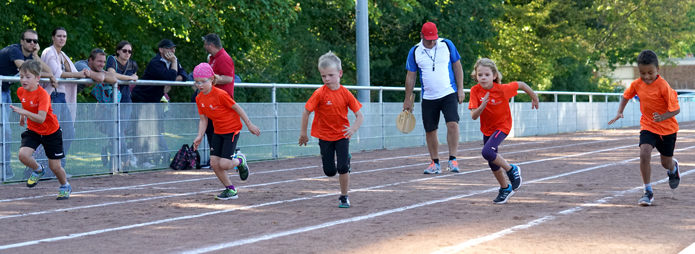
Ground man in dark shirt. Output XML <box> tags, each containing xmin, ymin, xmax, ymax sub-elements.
<box><xmin>0</xmin><ymin>29</ymin><xmax>56</xmax><ymax>180</ymax></box>
<box><xmin>130</xmin><ymin>39</ymin><xmax>186</xmax><ymax>168</ymax></box>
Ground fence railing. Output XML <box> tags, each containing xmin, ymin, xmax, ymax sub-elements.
<box><xmin>1</xmin><ymin>76</ymin><xmax>693</xmax><ymax>183</ymax></box>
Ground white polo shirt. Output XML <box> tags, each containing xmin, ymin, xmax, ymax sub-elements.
<box><xmin>405</xmin><ymin>38</ymin><xmax>461</xmax><ymax>100</ymax></box>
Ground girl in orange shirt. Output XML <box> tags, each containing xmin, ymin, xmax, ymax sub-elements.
<box><xmin>191</xmin><ymin>63</ymin><xmax>260</xmax><ymax>200</ymax></box>
<box><xmin>468</xmin><ymin>58</ymin><xmax>539</xmax><ymax>204</ymax></box>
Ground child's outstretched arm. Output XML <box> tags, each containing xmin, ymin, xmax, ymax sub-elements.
<box><xmin>231</xmin><ymin>104</ymin><xmax>261</xmax><ymax>136</ymax></box>
<box><xmin>608</xmin><ymin>97</ymin><xmax>629</xmax><ymax>125</ymax></box>
<box><xmin>653</xmin><ymin>109</ymin><xmax>680</xmax><ymax>122</ymax></box>
<box><xmin>192</xmin><ymin>114</ymin><xmax>208</xmax><ymax>151</ymax></box>
<box><xmin>10</xmin><ymin>105</ymin><xmax>47</xmax><ymax>124</ymax></box>
<box><xmin>470</xmin><ymin>92</ymin><xmax>490</xmax><ymax>120</ymax></box>
<box><xmin>298</xmin><ymin>109</ymin><xmax>311</xmax><ymax>146</ymax></box>
<box><xmin>518</xmin><ymin>82</ymin><xmax>539</xmax><ymax>109</ymax></box>
<box><xmin>343</xmin><ymin>110</ymin><xmax>364</xmax><ymax>138</ymax></box>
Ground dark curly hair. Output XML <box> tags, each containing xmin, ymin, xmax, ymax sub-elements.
<box><xmin>637</xmin><ymin>50</ymin><xmax>659</xmax><ymax>68</ymax></box>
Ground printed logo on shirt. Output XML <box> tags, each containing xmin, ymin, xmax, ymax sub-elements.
<box><xmin>201</xmin><ymin>103</ymin><xmax>205</xmax><ymax>108</ymax></box>
<box><xmin>55</xmin><ymin>153</ymin><xmax>63</xmax><ymax>156</ymax></box>
<box><xmin>480</xmin><ymin>97</ymin><xmax>502</xmax><ymax>106</ymax></box>
<box><xmin>22</xmin><ymin>98</ymin><xmax>26</xmax><ymax>102</ymax></box>
<box><xmin>30</xmin><ymin>101</ymin><xmax>36</xmax><ymax>107</ymax></box>
<box><xmin>326</xmin><ymin>101</ymin><xmax>332</xmax><ymax>105</ymax></box>
<box><xmin>209</xmin><ymin>104</ymin><xmax>219</xmax><ymax>110</ymax></box>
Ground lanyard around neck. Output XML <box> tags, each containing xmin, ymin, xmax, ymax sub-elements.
<box><xmin>423</xmin><ymin>44</ymin><xmax>437</xmax><ymax>71</ymax></box>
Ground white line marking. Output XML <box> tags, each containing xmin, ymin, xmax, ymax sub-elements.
<box><xmin>431</xmin><ymin>168</ymin><xmax>695</xmax><ymax>254</ymax></box>
<box><xmin>0</xmin><ymin>140</ymin><xmax>632</xmax><ymax>220</ymax></box>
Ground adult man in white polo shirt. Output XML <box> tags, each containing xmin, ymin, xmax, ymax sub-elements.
<box><xmin>403</xmin><ymin>21</ymin><xmax>465</xmax><ymax>174</ymax></box>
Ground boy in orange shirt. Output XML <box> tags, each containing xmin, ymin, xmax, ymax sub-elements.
<box><xmin>298</xmin><ymin>51</ymin><xmax>364</xmax><ymax>208</ymax></box>
<box><xmin>12</xmin><ymin>60</ymin><xmax>72</xmax><ymax>200</ymax></box>
<box><xmin>468</xmin><ymin>58</ymin><xmax>539</xmax><ymax>204</ymax></box>
<box><xmin>191</xmin><ymin>63</ymin><xmax>260</xmax><ymax>200</ymax></box>
<box><xmin>609</xmin><ymin>50</ymin><xmax>681</xmax><ymax>206</ymax></box>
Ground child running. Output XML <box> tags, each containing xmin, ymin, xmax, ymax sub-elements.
<box><xmin>468</xmin><ymin>58</ymin><xmax>539</xmax><ymax>204</ymax></box>
<box><xmin>13</xmin><ymin>60</ymin><xmax>72</xmax><ymax>200</ymax></box>
<box><xmin>608</xmin><ymin>50</ymin><xmax>680</xmax><ymax>206</ymax></box>
<box><xmin>191</xmin><ymin>63</ymin><xmax>260</xmax><ymax>200</ymax></box>
<box><xmin>298</xmin><ymin>51</ymin><xmax>364</xmax><ymax>208</ymax></box>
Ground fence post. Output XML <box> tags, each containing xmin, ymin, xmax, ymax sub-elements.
<box><xmin>555</xmin><ymin>93</ymin><xmax>559</xmax><ymax>133</ymax></box>
<box><xmin>379</xmin><ymin>88</ymin><xmax>384</xmax><ymax>149</ymax></box>
<box><xmin>114</xmin><ymin>83</ymin><xmax>121</xmax><ymax>173</ymax></box>
<box><xmin>272</xmin><ymin>85</ymin><xmax>278</xmax><ymax>159</ymax></box>
<box><xmin>1</xmin><ymin>78</ymin><xmax>4</xmax><ymax>182</ymax></box>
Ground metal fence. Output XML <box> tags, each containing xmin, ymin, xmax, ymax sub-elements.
<box><xmin>2</xmin><ymin>76</ymin><xmax>694</xmax><ymax>183</ymax></box>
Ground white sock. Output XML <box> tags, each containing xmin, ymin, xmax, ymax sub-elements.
<box><xmin>60</xmin><ymin>182</ymin><xmax>69</xmax><ymax>188</ymax></box>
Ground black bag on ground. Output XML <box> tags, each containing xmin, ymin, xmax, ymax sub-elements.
<box><xmin>170</xmin><ymin>144</ymin><xmax>201</xmax><ymax>170</ymax></box>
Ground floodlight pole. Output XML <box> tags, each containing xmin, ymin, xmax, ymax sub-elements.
<box><xmin>356</xmin><ymin>0</ymin><xmax>370</xmax><ymax>103</ymax></box>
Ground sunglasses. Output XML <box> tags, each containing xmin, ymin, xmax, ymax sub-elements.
<box><xmin>121</xmin><ymin>49</ymin><xmax>133</xmax><ymax>54</ymax></box>
<box><xmin>24</xmin><ymin>39</ymin><xmax>39</xmax><ymax>44</ymax></box>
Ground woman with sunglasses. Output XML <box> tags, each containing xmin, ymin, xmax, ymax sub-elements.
<box><xmin>106</xmin><ymin>41</ymin><xmax>138</xmax><ymax>103</ymax></box>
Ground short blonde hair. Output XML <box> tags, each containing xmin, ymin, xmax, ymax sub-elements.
<box><xmin>19</xmin><ymin>59</ymin><xmax>42</xmax><ymax>78</ymax></box>
<box><xmin>471</xmin><ymin>58</ymin><xmax>502</xmax><ymax>83</ymax></box>
<box><xmin>318</xmin><ymin>51</ymin><xmax>342</xmax><ymax>71</ymax></box>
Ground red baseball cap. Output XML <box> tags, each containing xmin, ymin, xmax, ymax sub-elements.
<box><xmin>421</xmin><ymin>22</ymin><xmax>438</xmax><ymax>40</ymax></box>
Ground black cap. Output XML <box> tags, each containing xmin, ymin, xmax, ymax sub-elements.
<box><xmin>158</xmin><ymin>39</ymin><xmax>176</xmax><ymax>49</ymax></box>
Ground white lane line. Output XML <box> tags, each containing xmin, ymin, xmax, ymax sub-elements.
<box><xmin>181</xmin><ymin>145</ymin><xmax>695</xmax><ymax>254</ymax></box>
<box><xmin>0</xmin><ymin>140</ymin><xmax>633</xmax><ymax>220</ymax></box>
<box><xmin>680</xmin><ymin>242</ymin><xmax>695</xmax><ymax>254</ymax></box>
<box><xmin>431</xmin><ymin>168</ymin><xmax>695</xmax><ymax>254</ymax></box>
<box><xmin>0</xmin><ymin>142</ymin><xmax>673</xmax><ymax>252</ymax></box>
<box><xmin>0</xmin><ymin>139</ymin><xmax>555</xmax><ymax>203</ymax></box>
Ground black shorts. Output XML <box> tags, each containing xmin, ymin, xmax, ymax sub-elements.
<box><xmin>319</xmin><ymin>138</ymin><xmax>350</xmax><ymax>176</ymax></box>
<box><xmin>210</xmin><ymin>132</ymin><xmax>239</xmax><ymax>159</ymax></box>
<box><xmin>21</xmin><ymin>128</ymin><xmax>65</xmax><ymax>159</ymax></box>
<box><xmin>639</xmin><ymin>130</ymin><xmax>677</xmax><ymax>157</ymax></box>
<box><xmin>421</xmin><ymin>92</ymin><xmax>460</xmax><ymax>132</ymax></box>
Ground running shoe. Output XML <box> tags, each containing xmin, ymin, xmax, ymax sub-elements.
<box><xmin>638</xmin><ymin>189</ymin><xmax>653</xmax><ymax>206</ymax></box>
<box><xmin>668</xmin><ymin>158</ymin><xmax>680</xmax><ymax>189</ymax></box>
<box><xmin>236</xmin><ymin>152</ymin><xmax>249</xmax><ymax>181</ymax></box>
<box><xmin>56</xmin><ymin>185</ymin><xmax>72</xmax><ymax>200</ymax></box>
<box><xmin>26</xmin><ymin>167</ymin><xmax>45</xmax><ymax>188</ymax></box>
<box><xmin>447</xmin><ymin>159</ymin><xmax>460</xmax><ymax>173</ymax></box>
<box><xmin>339</xmin><ymin>196</ymin><xmax>350</xmax><ymax>208</ymax></box>
<box><xmin>215</xmin><ymin>188</ymin><xmax>238</xmax><ymax>200</ymax></box>
<box><xmin>423</xmin><ymin>162</ymin><xmax>441</xmax><ymax>174</ymax></box>
<box><xmin>493</xmin><ymin>185</ymin><xmax>515</xmax><ymax>204</ymax></box>
<box><xmin>506</xmin><ymin>164</ymin><xmax>522</xmax><ymax>191</ymax></box>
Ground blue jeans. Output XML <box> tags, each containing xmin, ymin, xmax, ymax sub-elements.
<box><xmin>2</xmin><ymin>90</ymin><xmax>12</xmax><ymax>177</ymax></box>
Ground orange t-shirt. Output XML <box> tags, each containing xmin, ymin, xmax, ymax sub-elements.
<box><xmin>468</xmin><ymin>82</ymin><xmax>518</xmax><ymax>136</ymax></box>
<box><xmin>623</xmin><ymin>75</ymin><xmax>679</xmax><ymax>135</ymax></box>
<box><xmin>17</xmin><ymin>86</ymin><xmax>60</xmax><ymax>135</ymax></box>
<box><xmin>305</xmin><ymin>85</ymin><xmax>362</xmax><ymax>141</ymax></box>
<box><xmin>195</xmin><ymin>86</ymin><xmax>242</xmax><ymax>135</ymax></box>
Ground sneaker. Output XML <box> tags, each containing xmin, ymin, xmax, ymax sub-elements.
<box><xmin>638</xmin><ymin>189</ymin><xmax>654</xmax><ymax>206</ymax></box>
<box><xmin>506</xmin><ymin>164</ymin><xmax>522</xmax><ymax>191</ymax></box>
<box><xmin>447</xmin><ymin>159</ymin><xmax>460</xmax><ymax>173</ymax></box>
<box><xmin>668</xmin><ymin>159</ymin><xmax>680</xmax><ymax>189</ymax></box>
<box><xmin>423</xmin><ymin>162</ymin><xmax>441</xmax><ymax>174</ymax></box>
<box><xmin>339</xmin><ymin>196</ymin><xmax>350</xmax><ymax>208</ymax></box>
<box><xmin>215</xmin><ymin>188</ymin><xmax>238</xmax><ymax>200</ymax></box>
<box><xmin>26</xmin><ymin>168</ymin><xmax>45</xmax><ymax>188</ymax></box>
<box><xmin>493</xmin><ymin>185</ymin><xmax>515</xmax><ymax>204</ymax></box>
<box><xmin>56</xmin><ymin>185</ymin><xmax>72</xmax><ymax>200</ymax></box>
<box><xmin>236</xmin><ymin>152</ymin><xmax>249</xmax><ymax>181</ymax></box>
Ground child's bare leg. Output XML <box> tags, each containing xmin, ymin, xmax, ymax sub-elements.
<box><xmin>491</xmin><ymin>154</ymin><xmax>512</xmax><ymax>172</ymax></box>
<box><xmin>18</xmin><ymin>147</ymin><xmax>39</xmax><ymax>170</ymax></box>
<box><xmin>211</xmin><ymin>156</ymin><xmax>241</xmax><ymax>187</ymax></box>
<box><xmin>660</xmin><ymin>154</ymin><xmax>675</xmax><ymax>171</ymax></box>
<box><xmin>339</xmin><ymin>173</ymin><xmax>349</xmax><ymax>196</ymax></box>
<box><xmin>48</xmin><ymin>159</ymin><xmax>67</xmax><ymax>185</ymax></box>
<box><xmin>639</xmin><ymin>144</ymin><xmax>653</xmax><ymax>184</ymax></box>
<box><xmin>492</xmin><ymin>169</ymin><xmax>508</xmax><ymax>188</ymax></box>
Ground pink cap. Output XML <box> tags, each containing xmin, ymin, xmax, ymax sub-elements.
<box><xmin>193</xmin><ymin>63</ymin><xmax>214</xmax><ymax>79</ymax></box>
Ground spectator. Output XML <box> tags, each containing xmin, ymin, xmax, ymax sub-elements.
<box><xmin>0</xmin><ymin>29</ymin><xmax>57</xmax><ymax>180</ymax></box>
<box><xmin>39</xmin><ymin>27</ymin><xmax>84</xmax><ymax>170</ymax></box>
<box><xmin>130</xmin><ymin>39</ymin><xmax>186</xmax><ymax>168</ymax></box>
<box><xmin>106</xmin><ymin>41</ymin><xmax>138</xmax><ymax>103</ymax></box>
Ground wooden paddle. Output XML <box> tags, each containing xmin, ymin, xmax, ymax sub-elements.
<box><xmin>396</xmin><ymin>94</ymin><xmax>416</xmax><ymax>133</ymax></box>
